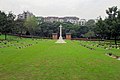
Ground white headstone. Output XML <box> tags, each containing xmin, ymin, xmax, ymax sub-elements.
<box><xmin>117</xmin><ymin>57</ymin><xmax>120</xmax><ymax>60</ymax></box>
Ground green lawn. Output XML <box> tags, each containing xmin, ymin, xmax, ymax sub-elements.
<box><xmin>0</xmin><ymin>36</ymin><xmax>120</xmax><ymax>80</ymax></box>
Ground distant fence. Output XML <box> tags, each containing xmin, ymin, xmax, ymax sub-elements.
<box><xmin>6</xmin><ymin>34</ymin><xmax>106</xmax><ymax>41</ymax></box>
<box><xmin>10</xmin><ymin>34</ymin><xmax>52</xmax><ymax>39</ymax></box>
<box><xmin>9</xmin><ymin>34</ymin><xmax>99</xmax><ymax>41</ymax></box>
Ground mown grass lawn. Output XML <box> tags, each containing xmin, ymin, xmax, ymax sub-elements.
<box><xmin>0</xmin><ymin>37</ymin><xmax>120</xmax><ymax>80</ymax></box>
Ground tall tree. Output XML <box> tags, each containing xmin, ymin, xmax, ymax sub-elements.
<box><xmin>24</xmin><ymin>16</ymin><xmax>38</xmax><ymax>37</ymax></box>
<box><xmin>86</xmin><ymin>19</ymin><xmax>95</xmax><ymax>31</ymax></box>
<box><xmin>84</xmin><ymin>30</ymin><xmax>95</xmax><ymax>40</ymax></box>
<box><xmin>15</xmin><ymin>19</ymin><xmax>25</xmax><ymax>37</ymax></box>
<box><xmin>106</xmin><ymin>6</ymin><xmax>119</xmax><ymax>46</ymax></box>
<box><xmin>95</xmin><ymin>17</ymin><xmax>107</xmax><ymax>40</ymax></box>
<box><xmin>5</xmin><ymin>12</ymin><xmax>15</xmax><ymax>40</ymax></box>
<box><xmin>0</xmin><ymin>11</ymin><xmax>15</xmax><ymax>40</ymax></box>
<box><xmin>0</xmin><ymin>11</ymin><xmax>7</xmax><ymax>36</ymax></box>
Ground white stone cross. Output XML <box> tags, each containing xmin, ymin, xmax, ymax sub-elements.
<box><xmin>56</xmin><ymin>25</ymin><xmax>66</xmax><ymax>43</ymax></box>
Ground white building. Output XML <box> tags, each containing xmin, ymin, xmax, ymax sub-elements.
<box><xmin>79</xmin><ymin>19</ymin><xmax>86</xmax><ymax>26</ymax></box>
<box><xmin>44</xmin><ymin>17</ymin><xmax>59</xmax><ymax>23</ymax></box>
<box><xmin>43</xmin><ymin>16</ymin><xmax>79</xmax><ymax>24</ymax></box>
<box><xmin>64</xmin><ymin>17</ymin><xmax>79</xmax><ymax>24</ymax></box>
<box><xmin>58</xmin><ymin>18</ymin><xmax>64</xmax><ymax>23</ymax></box>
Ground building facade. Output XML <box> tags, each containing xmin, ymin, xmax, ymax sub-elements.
<box><xmin>79</xmin><ymin>19</ymin><xmax>86</xmax><ymax>26</ymax></box>
<box><xmin>17</xmin><ymin>12</ymin><xmax>86</xmax><ymax>25</ymax></box>
<box><xmin>44</xmin><ymin>17</ymin><xmax>59</xmax><ymax>23</ymax></box>
<box><xmin>36</xmin><ymin>17</ymin><xmax>44</xmax><ymax>24</ymax></box>
<box><xmin>64</xmin><ymin>17</ymin><xmax>79</xmax><ymax>24</ymax></box>
<box><xmin>17</xmin><ymin>11</ymin><xmax>34</xmax><ymax>20</ymax></box>
<box><xmin>43</xmin><ymin>16</ymin><xmax>79</xmax><ymax>24</ymax></box>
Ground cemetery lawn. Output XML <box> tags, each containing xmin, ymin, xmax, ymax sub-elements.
<box><xmin>0</xmin><ymin>38</ymin><xmax>120</xmax><ymax>80</ymax></box>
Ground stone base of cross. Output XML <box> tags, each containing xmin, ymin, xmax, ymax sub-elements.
<box><xmin>56</xmin><ymin>36</ymin><xmax>66</xmax><ymax>43</ymax></box>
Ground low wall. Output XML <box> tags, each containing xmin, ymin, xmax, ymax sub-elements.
<box><xmin>71</xmin><ymin>38</ymin><xmax>99</xmax><ymax>41</ymax></box>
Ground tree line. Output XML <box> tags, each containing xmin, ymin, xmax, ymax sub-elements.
<box><xmin>0</xmin><ymin>6</ymin><xmax>120</xmax><ymax>44</ymax></box>
<box><xmin>0</xmin><ymin>11</ymin><xmax>95</xmax><ymax>39</ymax></box>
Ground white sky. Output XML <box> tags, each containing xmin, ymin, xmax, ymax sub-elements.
<box><xmin>0</xmin><ymin>0</ymin><xmax>120</xmax><ymax>19</ymax></box>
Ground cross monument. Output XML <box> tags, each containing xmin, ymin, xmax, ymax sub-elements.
<box><xmin>56</xmin><ymin>25</ymin><xmax>66</xmax><ymax>43</ymax></box>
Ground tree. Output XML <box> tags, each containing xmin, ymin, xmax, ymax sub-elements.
<box><xmin>86</xmin><ymin>19</ymin><xmax>96</xmax><ymax>31</ymax></box>
<box><xmin>95</xmin><ymin>6</ymin><xmax>120</xmax><ymax>46</ymax></box>
<box><xmin>95</xmin><ymin>17</ymin><xmax>107</xmax><ymax>40</ymax></box>
<box><xmin>38</xmin><ymin>22</ymin><xmax>58</xmax><ymax>37</ymax></box>
<box><xmin>116</xmin><ymin>10</ymin><xmax>120</xmax><ymax>43</ymax></box>
<box><xmin>106</xmin><ymin>6</ymin><xmax>119</xmax><ymax>46</ymax></box>
<box><xmin>15</xmin><ymin>19</ymin><xmax>25</xmax><ymax>37</ymax></box>
<box><xmin>84</xmin><ymin>30</ymin><xmax>95</xmax><ymax>40</ymax></box>
<box><xmin>0</xmin><ymin>11</ymin><xmax>15</xmax><ymax>40</ymax></box>
<box><xmin>24</xmin><ymin>16</ymin><xmax>38</xmax><ymax>37</ymax></box>
<box><xmin>0</xmin><ymin>11</ymin><xmax>7</xmax><ymax>36</ymax></box>
<box><xmin>6</xmin><ymin>12</ymin><xmax>15</xmax><ymax>37</ymax></box>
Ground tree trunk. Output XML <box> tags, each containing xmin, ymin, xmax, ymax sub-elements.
<box><xmin>115</xmin><ymin>35</ymin><xmax>117</xmax><ymax>48</ymax></box>
<box><xmin>108</xmin><ymin>32</ymin><xmax>112</xmax><ymax>40</ymax></box>
<box><xmin>5</xmin><ymin>32</ymin><xmax>7</xmax><ymax>40</ymax></box>
<box><xmin>20</xmin><ymin>28</ymin><xmax>22</xmax><ymax>39</ymax></box>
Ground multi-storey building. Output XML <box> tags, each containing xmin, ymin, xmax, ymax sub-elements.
<box><xmin>44</xmin><ymin>17</ymin><xmax>59</xmax><ymax>23</ymax></box>
<box><xmin>43</xmin><ymin>16</ymin><xmax>79</xmax><ymax>24</ymax></box>
<box><xmin>58</xmin><ymin>18</ymin><xmax>64</xmax><ymax>23</ymax></box>
<box><xmin>17</xmin><ymin>11</ymin><xmax>34</xmax><ymax>20</ymax></box>
<box><xmin>79</xmin><ymin>19</ymin><xmax>86</xmax><ymax>26</ymax></box>
<box><xmin>18</xmin><ymin>12</ymin><xmax>84</xmax><ymax>25</ymax></box>
<box><xmin>64</xmin><ymin>17</ymin><xmax>79</xmax><ymax>24</ymax></box>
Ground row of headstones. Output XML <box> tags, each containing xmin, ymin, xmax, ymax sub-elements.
<box><xmin>95</xmin><ymin>43</ymin><xmax>120</xmax><ymax>50</ymax></box>
<box><xmin>16</xmin><ymin>41</ymin><xmax>39</xmax><ymax>49</ymax></box>
<box><xmin>106</xmin><ymin>53</ymin><xmax>120</xmax><ymax>60</ymax></box>
<box><xmin>80</xmin><ymin>41</ymin><xmax>120</xmax><ymax>60</ymax></box>
<box><xmin>83</xmin><ymin>41</ymin><xmax>120</xmax><ymax>50</ymax></box>
<box><xmin>16</xmin><ymin>44</ymin><xmax>33</xmax><ymax>49</ymax></box>
<box><xmin>0</xmin><ymin>41</ymin><xmax>16</xmax><ymax>48</ymax></box>
<box><xmin>88</xmin><ymin>41</ymin><xmax>120</xmax><ymax>60</ymax></box>
<box><xmin>0</xmin><ymin>43</ymin><xmax>23</xmax><ymax>49</ymax></box>
<box><xmin>0</xmin><ymin>41</ymin><xmax>8</xmax><ymax>44</ymax></box>
<box><xmin>0</xmin><ymin>40</ymin><xmax>39</xmax><ymax>49</ymax></box>
<box><xmin>0</xmin><ymin>44</ymin><xmax>18</xmax><ymax>48</ymax></box>
<box><xmin>80</xmin><ymin>43</ymin><xmax>95</xmax><ymax>50</ymax></box>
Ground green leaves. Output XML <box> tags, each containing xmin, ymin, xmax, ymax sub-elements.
<box><xmin>24</xmin><ymin>16</ymin><xmax>38</xmax><ymax>35</ymax></box>
<box><xmin>24</xmin><ymin>16</ymin><xmax>38</xmax><ymax>29</ymax></box>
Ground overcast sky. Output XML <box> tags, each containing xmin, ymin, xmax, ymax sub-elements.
<box><xmin>0</xmin><ymin>0</ymin><xmax>120</xmax><ymax>19</ymax></box>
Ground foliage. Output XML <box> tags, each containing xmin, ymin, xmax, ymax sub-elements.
<box><xmin>0</xmin><ymin>11</ymin><xmax>15</xmax><ymax>40</ymax></box>
<box><xmin>0</xmin><ymin>11</ymin><xmax>7</xmax><ymax>33</ymax></box>
<box><xmin>14</xmin><ymin>19</ymin><xmax>25</xmax><ymax>35</ymax></box>
<box><xmin>24</xmin><ymin>16</ymin><xmax>38</xmax><ymax>35</ymax></box>
<box><xmin>86</xmin><ymin>19</ymin><xmax>96</xmax><ymax>31</ymax></box>
<box><xmin>96</xmin><ymin>6</ymin><xmax>120</xmax><ymax>46</ymax></box>
<box><xmin>84</xmin><ymin>30</ymin><xmax>95</xmax><ymax>38</ymax></box>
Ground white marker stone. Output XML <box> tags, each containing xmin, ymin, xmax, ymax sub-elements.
<box><xmin>117</xmin><ymin>57</ymin><xmax>120</xmax><ymax>60</ymax></box>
